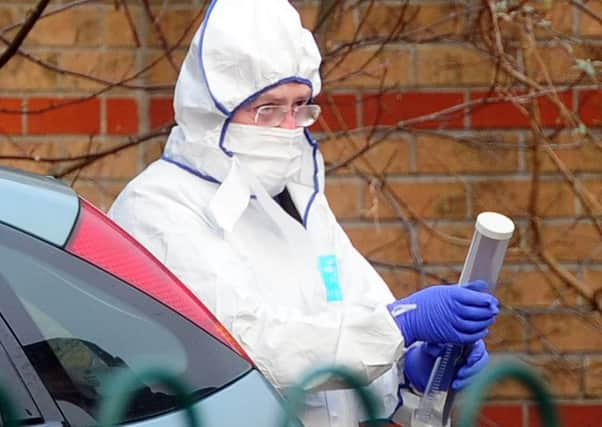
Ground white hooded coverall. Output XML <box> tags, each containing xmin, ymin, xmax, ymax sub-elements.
<box><xmin>109</xmin><ymin>0</ymin><xmax>409</xmax><ymax>425</ymax></box>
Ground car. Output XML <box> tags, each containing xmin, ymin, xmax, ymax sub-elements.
<box><xmin>0</xmin><ymin>166</ymin><xmax>299</xmax><ymax>426</ymax></box>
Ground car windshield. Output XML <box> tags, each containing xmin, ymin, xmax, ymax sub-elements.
<box><xmin>0</xmin><ymin>223</ymin><xmax>252</xmax><ymax>426</ymax></box>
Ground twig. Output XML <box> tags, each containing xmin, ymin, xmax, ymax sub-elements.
<box><xmin>0</xmin><ymin>7</ymin><xmax>204</xmax><ymax>115</ymax></box>
<box><xmin>119</xmin><ymin>0</ymin><xmax>141</xmax><ymax>47</ymax></box>
<box><xmin>0</xmin><ymin>33</ymin><xmax>170</xmax><ymax>91</ymax></box>
<box><xmin>366</xmin><ymin>259</ymin><xmax>451</xmax><ymax>284</ymax></box>
<box><xmin>540</xmin><ymin>249</ymin><xmax>602</xmax><ymax>312</ymax></box>
<box><xmin>0</xmin><ymin>0</ymin><xmax>50</xmax><ymax>69</ymax></box>
<box><xmin>570</xmin><ymin>0</ymin><xmax>602</xmax><ymax>25</ymax></box>
<box><xmin>54</xmin><ymin>123</ymin><xmax>174</xmax><ymax>178</ymax></box>
<box><xmin>140</xmin><ymin>0</ymin><xmax>178</xmax><ymax>72</ymax></box>
<box><xmin>0</xmin><ymin>0</ymin><xmax>97</xmax><ymax>35</ymax></box>
<box><xmin>542</xmin><ymin>143</ymin><xmax>602</xmax><ymax>234</ymax></box>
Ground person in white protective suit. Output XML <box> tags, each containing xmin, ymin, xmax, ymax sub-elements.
<box><xmin>109</xmin><ymin>1</ymin><xmax>499</xmax><ymax>426</ymax></box>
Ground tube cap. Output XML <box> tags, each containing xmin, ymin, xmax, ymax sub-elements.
<box><xmin>475</xmin><ymin>212</ymin><xmax>515</xmax><ymax>240</ymax></box>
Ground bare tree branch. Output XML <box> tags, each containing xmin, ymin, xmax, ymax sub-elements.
<box><xmin>0</xmin><ymin>33</ymin><xmax>171</xmax><ymax>92</ymax></box>
<box><xmin>0</xmin><ymin>0</ymin><xmax>50</xmax><ymax>69</ymax></box>
<box><xmin>0</xmin><ymin>7</ymin><xmax>205</xmax><ymax>115</ymax></box>
<box><xmin>0</xmin><ymin>0</ymin><xmax>96</xmax><ymax>35</ymax></box>
<box><xmin>140</xmin><ymin>0</ymin><xmax>179</xmax><ymax>72</ymax></box>
<box><xmin>118</xmin><ymin>0</ymin><xmax>142</xmax><ymax>48</ymax></box>
<box><xmin>570</xmin><ymin>0</ymin><xmax>602</xmax><ymax>25</ymax></box>
<box><xmin>54</xmin><ymin>124</ymin><xmax>174</xmax><ymax>179</ymax></box>
<box><xmin>540</xmin><ymin>249</ymin><xmax>602</xmax><ymax>312</ymax></box>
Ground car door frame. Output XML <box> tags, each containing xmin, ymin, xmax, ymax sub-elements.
<box><xmin>0</xmin><ymin>306</ymin><xmax>66</xmax><ymax>426</ymax></box>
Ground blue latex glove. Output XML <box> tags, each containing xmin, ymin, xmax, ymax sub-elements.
<box><xmin>404</xmin><ymin>339</ymin><xmax>489</xmax><ymax>392</ymax></box>
<box><xmin>387</xmin><ymin>280</ymin><xmax>499</xmax><ymax>346</ymax></box>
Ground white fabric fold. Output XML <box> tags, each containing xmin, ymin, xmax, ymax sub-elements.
<box><xmin>206</xmin><ymin>160</ymin><xmax>251</xmax><ymax>232</ymax></box>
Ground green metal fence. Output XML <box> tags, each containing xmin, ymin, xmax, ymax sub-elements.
<box><xmin>456</xmin><ymin>360</ymin><xmax>560</xmax><ymax>427</ymax></box>
<box><xmin>0</xmin><ymin>359</ymin><xmax>561</xmax><ymax>426</ymax></box>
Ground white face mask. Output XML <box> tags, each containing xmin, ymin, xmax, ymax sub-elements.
<box><xmin>223</xmin><ymin>123</ymin><xmax>306</xmax><ymax>196</ymax></box>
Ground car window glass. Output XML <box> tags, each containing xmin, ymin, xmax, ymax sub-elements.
<box><xmin>0</xmin><ymin>225</ymin><xmax>251</xmax><ymax>427</ymax></box>
<box><xmin>0</xmin><ymin>340</ymin><xmax>42</xmax><ymax>423</ymax></box>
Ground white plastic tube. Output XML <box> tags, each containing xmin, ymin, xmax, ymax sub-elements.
<box><xmin>459</xmin><ymin>212</ymin><xmax>515</xmax><ymax>289</ymax></box>
<box><xmin>411</xmin><ymin>212</ymin><xmax>515</xmax><ymax>427</ymax></box>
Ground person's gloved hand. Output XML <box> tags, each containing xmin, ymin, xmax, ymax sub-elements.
<box><xmin>453</xmin><ymin>339</ymin><xmax>489</xmax><ymax>390</ymax></box>
<box><xmin>387</xmin><ymin>280</ymin><xmax>499</xmax><ymax>346</ymax></box>
<box><xmin>403</xmin><ymin>339</ymin><xmax>489</xmax><ymax>393</ymax></box>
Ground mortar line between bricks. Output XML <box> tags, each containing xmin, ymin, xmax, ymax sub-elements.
<box><xmin>99</xmin><ymin>0</ymin><xmax>107</xmax><ymax>136</ymax></box>
<box><xmin>463</xmin><ymin>87</ymin><xmax>470</xmax><ymax>129</ymax></box>
<box><xmin>21</xmin><ymin>98</ymin><xmax>27</xmax><ymax>134</ymax></box>
<box><xmin>465</xmin><ymin>177</ymin><xmax>473</xmax><ymax>217</ymax></box>
<box><xmin>506</xmin><ymin>307</ymin><xmax>600</xmax><ymax>314</ymax></box>
<box><xmin>137</xmin><ymin>11</ymin><xmax>150</xmax><ymax>173</ymax></box>
<box><xmin>350</xmin><ymin>174</ymin><xmax>600</xmax><ymax>182</ymax></box>
<box><xmin>407</xmin><ymin>132</ymin><xmax>417</xmax><ymax>174</ymax></box>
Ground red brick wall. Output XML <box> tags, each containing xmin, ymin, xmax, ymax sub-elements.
<box><xmin>1</xmin><ymin>1</ymin><xmax>601</xmax><ymax>424</ymax></box>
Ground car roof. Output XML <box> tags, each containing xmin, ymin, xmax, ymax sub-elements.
<box><xmin>0</xmin><ymin>167</ymin><xmax>79</xmax><ymax>246</ymax></box>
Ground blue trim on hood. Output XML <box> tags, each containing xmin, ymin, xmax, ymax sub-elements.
<box><xmin>199</xmin><ymin>1</ymin><xmax>314</xmax><ymax>119</ymax></box>
<box><xmin>302</xmin><ymin>128</ymin><xmax>320</xmax><ymax>228</ymax></box>
<box><xmin>162</xmin><ymin>155</ymin><xmax>261</xmax><ymax>202</ymax></box>
<box><xmin>233</xmin><ymin>76</ymin><xmax>313</xmax><ymax>114</ymax></box>
<box><xmin>161</xmin><ymin>155</ymin><xmax>221</xmax><ymax>185</ymax></box>
<box><xmin>218</xmin><ymin>117</ymin><xmax>234</xmax><ymax>157</ymax></box>
<box><xmin>198</xmin><ymin>0</ymin><xmax>230</xmax><ymax>116</ymax></box>
<box><xmin>217</xmin><ymin>76</ymin><xmax>313</xmax><ymax>157</ymax></box>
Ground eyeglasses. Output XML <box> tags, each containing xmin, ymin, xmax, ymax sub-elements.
<box><xmin>254</xmin><ymin>104</ymin><xmax>321</xmax><ymax>127</ymax></box>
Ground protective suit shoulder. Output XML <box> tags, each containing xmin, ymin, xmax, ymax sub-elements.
<box><xmin>108</xmin><ymin>160</ymin><xmax>220</xmax><ymax>263</ymax></box>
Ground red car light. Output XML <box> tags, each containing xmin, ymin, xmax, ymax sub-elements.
<box><xmin>66</xmin><ymin>199</ymin><xmax>251</xmax><ymax>363</ymax></box>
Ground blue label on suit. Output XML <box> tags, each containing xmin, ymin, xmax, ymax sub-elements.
<box><xmin>318</xmin><ymin>255</ymin><xmax>343</xmax><ymax>302</ymax></box>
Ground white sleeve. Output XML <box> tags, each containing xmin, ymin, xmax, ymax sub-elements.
<box><xmin>164</xmin><ymin>231</ymin><xmax>404</xmax><ymax>392</ymax></box>
<box><xmin>329</xmin><ymin>212</ymin><xmax>409</xmax><ymax>417</ymax></box>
